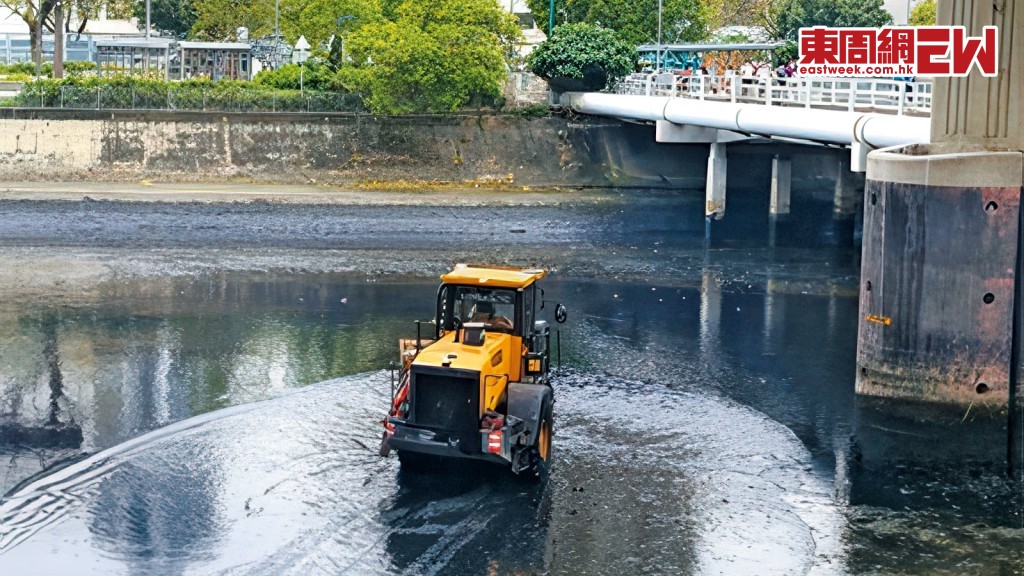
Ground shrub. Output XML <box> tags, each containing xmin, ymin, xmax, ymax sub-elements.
<box><xmin>527</xmin><ymin>23</ymin><xmax>635</xmax><ymax>91</ymax></box>
<box><xmin>0</xmin><ymin>73</ymin><xmax>32</xmax><ymax>82</ymax></box>
<box><xmin>253</xmin><ymin>59</ymin><xmax>344</xmax><ymax>92</ymax></box>
<box><xmin>14</xmin><ymin>75</ymin><xmax>361</xmax><ymax>112</ymax></box>
<box><xmin>0</xmin><ymin>62</ymin><xmax>38</xmax><ymax>77</ymax></box>
<box><xmin>0</xmin><ymin>61</ymin><xmax>97</xmax><ymax>78</ymax></box>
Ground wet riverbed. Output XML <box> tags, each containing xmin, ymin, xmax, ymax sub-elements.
<box><xmin>0</xmin><ymin>192</ymin><xmax>1022</xmax><ymax>575</ymax></box>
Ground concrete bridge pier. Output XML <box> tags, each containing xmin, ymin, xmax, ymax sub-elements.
<box><xmin>832</xmin><ymin>156</ymin><xmax>863</xmax><ymax>246</ymax></box>
<box><xmin>856</xmin><ymin>0</ymin><xmax>1023</xmax><ymax>470</ymax></box>
<box><xmin>705</xmin><ymin>143</ymin><xmax>727</xmax><ymax>227</ymax></box>
<box><xmin>768</xmin><ymin>154</ymin><xmax>791</xmax><ymax>248</ymax></box>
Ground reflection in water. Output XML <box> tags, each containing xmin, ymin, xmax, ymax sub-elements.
<box><xmin>0</xmin><ymin>313</ymin><xmax>83</xmax><ymax>494</ymax></box>
<box><xmin>88</xmin><ymin>450</ymin><xmax>224</xmax><ymax>574</ymax></box>
<box><xmin>0</xmin><ymin>267</ymin><xmax>1020</xmax><ymax>574</ymax></box>
<box><xmin>0</xmin><ymin>275</ymin><xmax>436</xmax><ymax>493</ymax></box>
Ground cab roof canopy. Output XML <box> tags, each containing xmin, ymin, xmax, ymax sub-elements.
<box><xmin>441</xmin><ymin>264</ymin><xmax>547</xmax><ymax>290</ymax></box>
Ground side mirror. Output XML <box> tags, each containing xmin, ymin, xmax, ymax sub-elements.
<box><xmin>555</xmin><ymin>303</ymin><xmax>567</xmax><ymax>324</ymax></box>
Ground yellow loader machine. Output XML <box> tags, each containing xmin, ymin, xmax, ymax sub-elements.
<box><xmin>380</xmin><ymin>264</ymin><xmax>567</xmax><ymax>475</ymax></box>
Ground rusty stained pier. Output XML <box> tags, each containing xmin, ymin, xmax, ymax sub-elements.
<box><xmin>854</xmin><ymin>0</ymin><xmax>1023</xmax><ymax>472</ymax></box>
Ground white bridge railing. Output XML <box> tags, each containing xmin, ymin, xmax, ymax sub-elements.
<box><xmin>615</xmin><ymin>73</ymin><xmax>932</xmax><ymax>116</ymax></box>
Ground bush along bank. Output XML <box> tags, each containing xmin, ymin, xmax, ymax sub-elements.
<box><xmin>15</xmin><ymin>75</ymin><xmax>363</xmax><ymax>113</ymax></box>
<box><xmin>0</xmin><ymin>61</ymin><xmax>97</xmax><ymax>82</ymax></box>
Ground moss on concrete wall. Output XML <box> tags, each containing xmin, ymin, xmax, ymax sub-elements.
<box><xmin>0</xmin><ymin>110</ymin><xmax>712</xmax><ymax>188</ymax></box>
<box><xmin>0</xmin><ymin>109</ymin><xmax>846</xmax><ymax>194</ymax></box>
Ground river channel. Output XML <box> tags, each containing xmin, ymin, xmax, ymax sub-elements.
<box><xmin>0</xmin><ymin>190</ymin><xmax>1021</xmax><ymax>575</ymax></box>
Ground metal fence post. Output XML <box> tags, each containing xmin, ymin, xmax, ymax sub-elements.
<box><xmin>60</xmin><ymin>86</ymin><xmax>64</xmax><ymax>108</ymax></box>
<box><xmin>167</xmin><ymin>88</ymin><xmax>171</xmax><ymax>110</ymax></box>
<box><xmin>764</xmin><ymin>78</ymin><xmax>772</xmax><ymax>106</ymax></box>
<box><xmin>96</xmin><ymin>86</ymin><xmax>100</xmax><ymax>109</ymax></box>
<box><xmin>730</xmin><ymin>77</ymin><xmax>737</xmax><ymax>103</ymax></box>
<box><xmin>898</xmin><ymin>82</ymin><xmax>907</xmax><ymax>115</ymax></box>
<box><xmin>132</xmin><ymin>88</ymin><xmax>136</xmax><ymax>110</ymax></box>
<box><xmin>847</xmin><ymin>82</ymin><xmax>855</xmax><ymax>111</ymax></box>
<box><xmin>804</xmin><ymin>78</ymin><xmax>811</xmax><ymax>109</ymax></box>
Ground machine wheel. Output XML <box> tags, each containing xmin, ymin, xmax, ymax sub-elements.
<box><xmin>528</xmin><ymin>398</ymin><xmax>554</xmax><ymax>479</ymax></box>
<box><xmin>397</xmin><ymin>450</ymin><xmax>431</xmax><ymax>470</ymax></box>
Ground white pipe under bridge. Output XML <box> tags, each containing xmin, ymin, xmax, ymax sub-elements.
<box><xmin>558</xmin><ymin>74</ymin><xmax>932</xmax><ymax>220</ymax></box>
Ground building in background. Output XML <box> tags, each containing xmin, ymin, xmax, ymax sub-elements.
<box><xmin>883</xmin><ymin>0</ymin><xmax>920</xmax><ymax>25</ymax></box>
<box><xmin>500</xmin><ymin>0</ymin><xmax>546</xmax><ymax>58</ymax></box>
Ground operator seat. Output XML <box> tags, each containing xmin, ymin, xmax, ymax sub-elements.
<box><xmin>470</xmin><ymin>301</ymin><xmax>513</xmax><ymax>332</ymax></box>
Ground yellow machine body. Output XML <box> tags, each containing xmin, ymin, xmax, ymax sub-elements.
<box><xmin>412</xmin><ymin>331</ymin><xmax>523</xmax><ymax>415</ymax></box>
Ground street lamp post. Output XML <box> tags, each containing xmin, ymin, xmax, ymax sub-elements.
<box><xmin>294</xmin><ymin>35</ymin><xmax>310</xmax><ymax>95</ymax></box>
<box><xmin>548</xmin><ymin>0</ymin><xmax>554</xmax><ymax>37</ymax></box>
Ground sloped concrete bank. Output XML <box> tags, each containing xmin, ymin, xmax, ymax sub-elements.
<box><xmin>0</xmin><ymin>108</ymin><xmax>840</xmax><ymax>191</ymax></box>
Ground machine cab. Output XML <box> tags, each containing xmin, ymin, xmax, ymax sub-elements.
<box><xmin>434</xmin><ymin>265</ymin><xmax>549</xmax><ymax>366</ymax></box>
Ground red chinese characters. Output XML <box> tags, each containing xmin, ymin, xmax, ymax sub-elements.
<box><xmin>797</xmin><ymin>26</ymin><xmax>999</xmax><ymax>77</ymax></box>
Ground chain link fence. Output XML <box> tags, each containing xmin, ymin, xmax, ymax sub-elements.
<box><xmin>16</xmin><ymin>84</ymin><xmax>364</xmax><ymax>113</ymax></box>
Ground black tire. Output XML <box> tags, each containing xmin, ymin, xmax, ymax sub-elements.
<box><xmin>528</xmin><ymin>397</ymin><xmax>554</xmax><ymax>480</ymax></box>
<box><xmin>397</xmin><ymin>450</ymin><xmax>432</xmax><ymax>470</ymax></box>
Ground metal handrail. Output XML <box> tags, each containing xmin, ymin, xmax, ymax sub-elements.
<box><xmin>615</xmin><ymin>73</ymin><xmax>932</xmax><ymax>116</ymax></box>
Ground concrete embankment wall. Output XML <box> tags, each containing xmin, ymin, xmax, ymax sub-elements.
<box><xmin>0</xmin><ymin>109</ymin><xmax>839</xmax><ymax>192</ymax></box>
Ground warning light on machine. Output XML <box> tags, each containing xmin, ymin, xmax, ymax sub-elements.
<box><xmin>487</xmin><ymin>430</ymin><xmax>503</xmax><ymax>454</ymax></box>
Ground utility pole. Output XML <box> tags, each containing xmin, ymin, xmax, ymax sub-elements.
<box><xmin>657</xmin><ymin>0</ymin><xmax>663</xmax><ymax>70</ymax></box>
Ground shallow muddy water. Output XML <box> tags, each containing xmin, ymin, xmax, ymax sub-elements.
<box><xmin>0</xmin><ymin>192</ymin><xmax>1020</xmax><ymax>575</ymax></box>
<box><xmin>0</xmin><ymin>268</ymin><xmax>1020</xmax><ymax>575</ymax></box>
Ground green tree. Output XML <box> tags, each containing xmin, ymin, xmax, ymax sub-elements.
<box><xmin>190</xmin><ymin>0</ymin><xmax>273</xmax><ymax>40</ymax></box>
<box><xmin>133</xmin><ymin>0</ymin><xmax>196</xmax><ymax>36</ymax></box>
<box><xmin>704</xmin><ymin>0</ymin><xmax>774</xmax><ymax>30</ymax></box>
<box><xmin>527</xmin><ymin>22</ymin><xmax>634</xmax><ymax>90</ymax></box>
<box><xmin>587</xmin><ymin>0</ymin><xmax>705</xmax><ymax>45</ymax></box>
<box><xmin>526</xmin><ymin>0</ymin><xmax>706</xmax><ymax>45</ymax></box>
<box><xmin>278</xmin><ymin>0</ymin><xmax>381</xmax><ymax>52</ymax></box>
<box><xmin>337</xmin><ymin>0</ymin><xmax>519</xmax><ymax>114</ymax></box>
<box><xmin>0</xmin><ymin>0</ymin><xmax>122</xmax><ymax>61</ymax></box>
<box><xmin>772</xmin><ymin>0</ymin><xmax>892</xmax><ymax>41</ymax></box>
<box><xmin>908</xmin><ymin>0</ymin><xmax>935</xmax><ymax>26</ymax></box>
<box><xmin>525</xmin><ymin>0</ymin><xmax>592</xmax><ymax>34</ymax></box>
